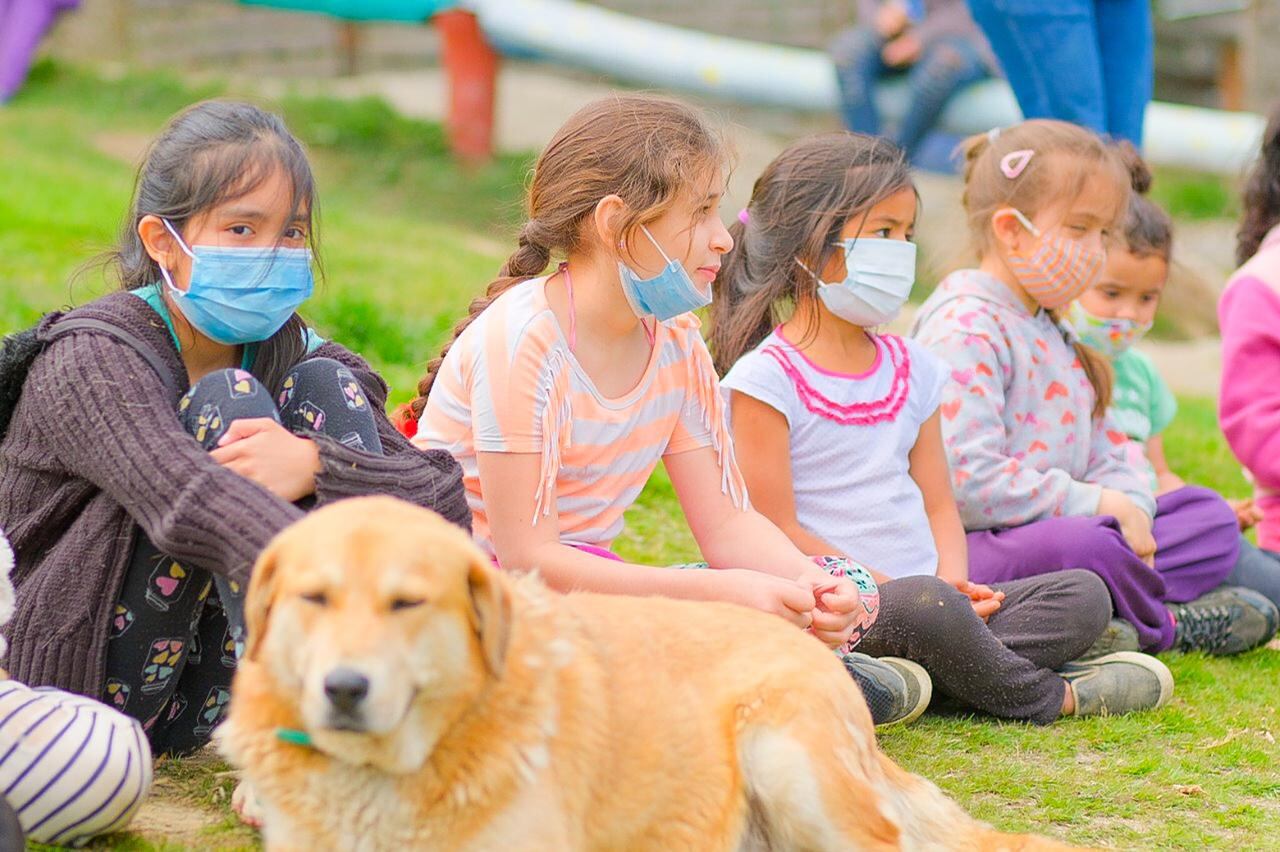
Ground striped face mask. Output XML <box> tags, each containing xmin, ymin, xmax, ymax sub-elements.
<box><xmin>1003</xmin><ymin>209</ymin><xmax>1105</xmax><ymax>311</ymax></box>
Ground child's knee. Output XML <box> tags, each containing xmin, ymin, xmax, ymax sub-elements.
<box><xmin>1054</xmin><ymin>569</ymin><xmax>1113</xmax><ymax>638</ymax></box>
<box><xmin>177</xmin><ymin>368</ymin><xmax>278</xmax><ymax>448</ymax></box>
<box><xmin>887</xmin><ymin>574</ymin><xmax>973</xmax><ymax>629</ymax></box>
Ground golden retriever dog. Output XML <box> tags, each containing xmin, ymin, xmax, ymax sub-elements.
<box><xmin>219</xmin><ymin>496</ymin><xmax>1078</xmax><ymax>851</ymax></box>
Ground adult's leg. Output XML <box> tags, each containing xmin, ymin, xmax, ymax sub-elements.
<box><xmin>1093</xmin><ymin>0</ymin><xmax>1153</xmax><ymax>144</ymax></box>
<box><xmin>964</xmin><ymin>0</ymin><xmax>1106</xmax><ymax>133</ymax></box>
<box><xmin>857</xmin><ymin>574</ymin><xmax>1083</xmax><ymax>724</ymax></box>
<box><xmin>1149</xmin><ymin>486</ymin><xmax>1240</xmax><ymax>603</ymax></box>
<box><xmin>896</xmin><ymin>36</ymin><xmax>990</xmax><ymax>159</ymax></box>
<box><xmin>983</xmin><ymin>570</ymin><xmax>1112</xmax><ymax>669</ymax></box>
<box><xmin>1225</xmin><ymin>539</ymin><xmax>1280</xmax><ymax>610</ymax></box>
<box><xmin>829</xmin><ymin>26</ymin><xmax>890</xmax><ymax>137</ymax></box>
<box><xmin>967</xmin><ymin>515</ymin><xmax>1173</xmax><ymax>651</ymax></box>
<box><xmin>276</xmin><ymin>357</ymin><xmax>383</xmax><ymax>453</ymax></box>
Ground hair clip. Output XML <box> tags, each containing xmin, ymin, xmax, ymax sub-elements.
<box><xmin>737</xmin><ymin>208</ymin><xmax>750</xmax><ymax>225</ymax></box>
<box><xmin>1000</xmin><ymin>149</ymin><xmax>1035</xmax><ymax>180</ymax></box>
<box><xmin>987</xmin><ymin>126</ymin><xmax>1001</xmax><ymax>143</ymax></box>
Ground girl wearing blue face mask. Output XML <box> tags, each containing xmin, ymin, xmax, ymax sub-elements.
<box><xmin>410</xmin><ymin>96</ymin><xmax>881</xmax><ymax>668</ymax></box>
<box><xmin>713</xmin><ymin>132</ymin><xmax>1171</xmax><ymax>725</ymax></box>
<box><xmin>0</xmin><ymin>100</ymin><xmax>468</xmax><ymax>764</ymax></box>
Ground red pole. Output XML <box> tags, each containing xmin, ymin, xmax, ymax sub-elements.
<box><xmin>435</xmin><ymin>9</ymin><xmax>499</xmax><ymax>164</ymax></box>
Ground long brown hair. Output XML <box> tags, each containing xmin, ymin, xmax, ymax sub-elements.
<box><xmin>407</xmin><ymin>94</ymin><xmax>727</xmax><ymax>421</ymax></box>
<box><xmin>1237</xmin><ymin>100</ymin><xmax>1280</xmax><ymax>266</ymax></box>
<box><xmin>710</xmin><ymin>132</ymin><xmax>912</xmax><ymax>375</ymax></box>
<box><xmin>960</xmin><ymin>119</ymin><xmax>1128</xmax><ymax>419</ymax></box>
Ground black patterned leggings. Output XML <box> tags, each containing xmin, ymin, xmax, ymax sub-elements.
<box><xmin>102</xmin><ymin>358</ymin><xmax>381</xmax><ymax>756</ymax></box>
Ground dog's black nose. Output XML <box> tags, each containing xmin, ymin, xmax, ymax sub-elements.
<box><xmin>323</xmin><ymin>668</ymin><xmax>370</xmax><ymax>714</ymax></box>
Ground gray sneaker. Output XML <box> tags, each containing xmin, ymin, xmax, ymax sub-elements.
<box><xmin>1169</xmin><ymin>585</ymin><xmax>1280</xmax><ymax>656</ymax></box>
<box><xmin>841</xmin><ymin>653</ymin><xmax>931</xmax><ymax>727</ymax></box>
<box><xmin>1060</xmin><ymin>652</ymin><xmax>1174</xmax><ymax>717</ymax></box>
<box><xmin>1079</xmin><ymin>618</ymin><xmax>1141</xmax><ymax>660</ymax></box>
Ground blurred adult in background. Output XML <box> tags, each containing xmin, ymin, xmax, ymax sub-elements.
<box><xmin>831</xmin><ymin>0</ymin><xmax>997</xmax><ymax>166</ymax></box>
<box><xmin>965</xmin><ymin>0</ymin><xmax>1152</xmax><ymax>146</ymax></box>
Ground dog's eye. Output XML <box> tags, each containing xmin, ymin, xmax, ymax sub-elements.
<box><xmin>300</xmin><ymin>591</ymin><xmax>329</xmax><ymax>606</ymax></box>
<box><xmin>389</xmin><ymin>597</ymin><xmax>426</xmax><ymax>611</ymax></box>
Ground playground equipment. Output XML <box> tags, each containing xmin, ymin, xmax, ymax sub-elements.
<box><xmin>242</xmin><ymin>0</ymin><xmax>1265</xmax><ymax>173</ymax></box>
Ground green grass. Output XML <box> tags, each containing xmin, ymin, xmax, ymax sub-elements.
<box><xmin>5</xmin><ymin>63</ymin><xmax>1278</xmax><ymax>850</ymax></box>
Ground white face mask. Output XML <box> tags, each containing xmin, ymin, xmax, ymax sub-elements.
<box><xmin>801</xmin><ymin>238</ymin><xmax>918</xmax><ymax>327</ymax></box>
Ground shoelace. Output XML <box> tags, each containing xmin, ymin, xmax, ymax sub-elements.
<box><xmin>1171</xmin><ymin>603</ymin><xmax>1233</xmax><ymax>653</ymax></box>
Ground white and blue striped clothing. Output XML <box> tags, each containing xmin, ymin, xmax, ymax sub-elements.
<box><xmin>0</xmin><ymin>680</ymin><xmax>151</xmax><ymax>846</ymax></box>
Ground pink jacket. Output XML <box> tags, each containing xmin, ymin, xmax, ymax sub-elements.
<box><xmin>1220</xmin><ymin>227</ymin><xmax>1280</xmax><ymax>551</ymax></box>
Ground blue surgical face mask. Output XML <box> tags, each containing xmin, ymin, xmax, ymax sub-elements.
<box><xmin>159</xmin><ymin>219</ymin><xmax>314</xmax><ymax>345</ymax></box>
<box><xmin>618</xmin><ymin>226</ymin><xmax>712</xmax><ymax>323</ymax></box>
<box><xmin>802</xmin><ymin>237</ymin><xmax>917</xmax><ymax>327</ymax></box>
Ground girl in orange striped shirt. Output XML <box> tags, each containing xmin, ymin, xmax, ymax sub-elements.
<box><xmin>409</xmin><ymin>95</ymin><xmax>879</xmax><ymax>658</ymax></box>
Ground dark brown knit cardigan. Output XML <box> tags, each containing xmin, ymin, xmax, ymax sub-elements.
<box><xmin>0</xmin><ymin>291</ymin><xmax>469</xmax><ymax>697</ymax></box>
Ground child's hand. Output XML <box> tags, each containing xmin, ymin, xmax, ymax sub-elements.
<box><xmin>950</xmin><ymin>579</ymin><xmax>1005</xmax><ymax>621</ymax></box>
<box><xmin>1229</xmin><ymin>498</ymin><xmax>1263</xmax><ymax>531</ymax></box>
<box><xmin>717</xmin><ymin>570</ymin><xmax>815</xmax><ymax>630</ymax></box>
<box><xmin>1099</xmin><ymin>489</ymin><xmax>1157</xmax><ymax>568</ymax></box>
<box><xmin>804</xmin><ymin>574</ymin><xmax>863</xmax><ymax>648</ymax></box>
<box><xmin>881</xmin><ymin>33</ymin><xmax>921</xmax><ymax>67</ymax></box>
<box><xmin>211</xmin><ymin>418</ymin><xmax>322</xmax><ymax>503</ymax></box>
<box><xmin>874</xmin><ymin>2</ymin><xmax>909</xmax><ymax>38</ymax></box>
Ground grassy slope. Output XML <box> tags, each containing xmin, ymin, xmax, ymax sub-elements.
<box><xmin>6</xmin><ymin>63</ymin><xmax>1278</xmax><ymax>850</ymax></box>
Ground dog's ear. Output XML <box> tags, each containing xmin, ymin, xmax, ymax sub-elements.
<box><xmin>243</xmin><ymin>537</ymin><xmax>284</xmax><ymax>662</ymax></box>
<box><xmin>467</xmin><ymin>556</ymin><xmax>511</xmax><ymax>678</ymax></box>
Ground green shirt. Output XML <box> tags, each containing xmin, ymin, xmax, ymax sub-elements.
<box><xmin>129</xmin><ymin>284</ymin><xmax>324</xmax><ymax>370</ymax></box>
<box><xmin>1110</xmin><ymin>348</ymin><xmax>1177</xmax><ymax>443</ymax></box>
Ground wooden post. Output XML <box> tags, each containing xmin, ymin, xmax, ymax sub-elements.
<box><xmin>435</xmin><ymin>9</ymin><xmax>499</xmax><ymax>163</ymax></box>
<box><xmin>1245</xmin><ymin>0</ymin><xmax>1280</xmax><ymax>111</ymax></box>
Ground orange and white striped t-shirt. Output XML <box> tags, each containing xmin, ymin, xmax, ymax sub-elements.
<box><xmin>415</xmin><ymin>276</ymin><xmax>745</xmax><ymax>553</ymax></box>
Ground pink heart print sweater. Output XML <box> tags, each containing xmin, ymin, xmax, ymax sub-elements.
<box><xmin>911</xmin><ymin>269</ymin><xmax>1156</xmax><ymax>530</ymax></box>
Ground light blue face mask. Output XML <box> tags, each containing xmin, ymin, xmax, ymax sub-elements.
<box><xmin>804</xmin><ymin>237</ymin><xmax>917</xmax><ymax>328</ymax></box>
<box><xmin>618</xmin><ymin>226</ymin><xmax>712</xmax><ymax>323</ymax></box>
<box><xmin>159</xmin><ymin>219</ymin><xmax>314</xmax><ymax>346</ymax></box>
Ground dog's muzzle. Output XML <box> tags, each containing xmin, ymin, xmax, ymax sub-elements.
<box><xmin>323</xmin><ymin>667</ymin><xmax>371</xmax><ymax>730</ymax></box>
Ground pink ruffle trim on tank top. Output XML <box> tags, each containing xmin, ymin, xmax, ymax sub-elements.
<box><xmin>762</xmin><ymin>333</ymin><xmax>911</xmax><ymax>426</ymax></box>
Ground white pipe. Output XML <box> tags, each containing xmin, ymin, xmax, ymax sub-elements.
<box><xmin>465</xmin><ymin>0</ymin><xmax>1263</xmax><ymax>175</ymax></box>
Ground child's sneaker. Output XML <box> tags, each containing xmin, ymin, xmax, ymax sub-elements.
<box><xmin>1169</xmin><ymin>585</ymin><xmax>1279</xmax><ymax>655</ymax></box>
<box><xmin>1060</xmin><ymin>652</ymin><xmax>1174</xmax><ymax>717</ymax></box>
<box><xmin>1079</xmin><ymin>617</ymin><xmax>1141</xmax><ymax>660</ymax></box>
<box><xmin>841</xmin><ymin>653</ymin><xmax>931</xmax><ymax>727</ymax></box>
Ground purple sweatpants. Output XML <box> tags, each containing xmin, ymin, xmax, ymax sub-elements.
<box><xmin>966</xmin><ymin>486</ymin><xmax>1239</xmax><ymax>652</ymax></box>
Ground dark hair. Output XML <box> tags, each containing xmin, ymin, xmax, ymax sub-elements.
<box><xmin>959</xmin><ymin>119</ymin><xmax>1129</xmax><ymax>419</ymax></box>
<box><xmin>408</xmin><ymin>93</ymin><xmax>727</xmax><ymax>421</ymax></box>
<box><xmin>109</xmin><ymin>100</ymin><xmax>319</xmax><ymax>390</ymax></box>
<box><xmin>709</xmin><ymin>132</ymin><xmax>912</xmax><ymax>375</ymax></box>
<box><xmin>1237</xmin><ymin>101</ymin><xmax>1280</xmax><ymax>266</ymax></box>
<box><xmin>1113</xmin><ymin>141</ymin><xmax>1173</xmax><ymax>262</ymax></box>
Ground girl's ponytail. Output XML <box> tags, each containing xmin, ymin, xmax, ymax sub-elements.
<box><xmin>408</xmin><ymin>223</ymin><xmax>551</xmax><ymax>420</ymax></box>
<box><xmin>1051</xmin><ymin>308</ymin><xmax>1113</xmax><ymax>419</ymax></box>
<box><xmin>1237</xmin><ymin>102</ymin><xmax>1280</xmax><ymax>265</ymax></box>
<box><xmin>710</xmin><ymin>216</ymin><xmax>781</xmax><ymax>375</ymax></box>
